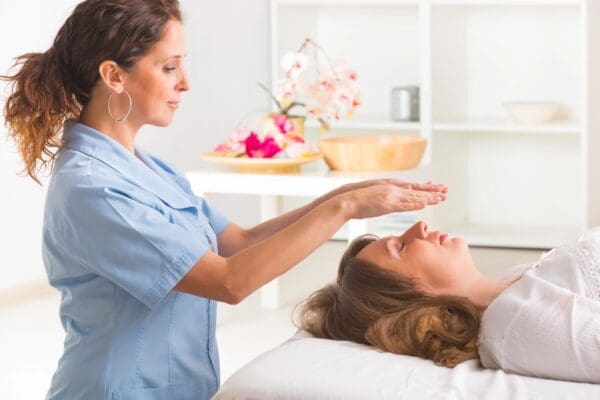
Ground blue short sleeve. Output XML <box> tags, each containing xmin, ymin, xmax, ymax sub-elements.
<box><xmin>195</xmin><ymin>196</ymin><xmax>230</xmax><ymax>235</ymax></box>
<box><xmin>58</xmin><ymin>176</ymin><xmax>211</xmax><ymax>309</ymax></box>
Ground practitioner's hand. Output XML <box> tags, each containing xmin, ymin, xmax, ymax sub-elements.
<box><xmin>338</xmin><ymin>182</ymin><xmax>447</xmax><ymax>220</ymax></box>
<box><xmin>322</xmin><ymin>178</ymin><xmax>447</xmax><ymax>204</ymax></box>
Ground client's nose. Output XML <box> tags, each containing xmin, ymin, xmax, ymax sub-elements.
<box><xmin>405</xmin><ymin>221</ymin><xmax>428</xmax><ymax>240</ymax></box>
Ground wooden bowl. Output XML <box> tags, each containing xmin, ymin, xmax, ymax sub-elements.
<box><xmin>318</xmin><ymin>135</ymin><xmax>426</xmax><ymax>171</ymax></box>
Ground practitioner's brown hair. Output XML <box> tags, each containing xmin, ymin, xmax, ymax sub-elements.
<box><xmin>1</xmin><ymin>0</ymin><xmax>181</xmax><ymax>184</ymax></box>
<box><xmin>295</xmin><ymin>235</ymin><xmax>481</xmax><ymax>368</ymax></box>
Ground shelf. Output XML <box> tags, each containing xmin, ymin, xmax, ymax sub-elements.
<box><xmin>433</xmin><ymin>120</ymin><xmax>580</xmax><ymax>135</ymax></box>
<box><xmin>305</xmin><ymin>115</ymin><xmax>420</xmax><ymax>131</ymax></box>
<box><xmin>431</xmin><ymin>5</ymin><xmax>581</xmax><ymax>128</ymax></box>
<box><xmin>432</xmin><ymin>0</ymin><xmax>580</xmax><ymax>6</ymax></box>
<box><xmin>271</xmin><ymin>0</ymin><xmax>598</xmax><ymax>250</ymax></box>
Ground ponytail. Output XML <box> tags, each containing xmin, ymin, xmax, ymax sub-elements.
<box><xmin>2</xmin><ymin>48</ymin><xmax>80</xmax><ymax>184</ymax></box>
<box><xmin>1</xmin><ymin>0</ymin><xmax>182</xmax><ymax>185</ymax></box>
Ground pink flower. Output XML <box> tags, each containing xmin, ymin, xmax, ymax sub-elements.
<box><xmin>232</xmin><ymin>126</ymin><xmax>253</xmax><ymax>142</ymax></box>
<box><xmin>281</xmin><ymin>52</ymin><xmax>309</xmax><ymax>79</ymax></box>
<box><xmin>244</xmin><ymin>133</ymin><xmax>282</xmax><ymax>158</ymax></box>
<box><xmin>214</xmin><ymin>143</ymin><xmax>228</xmax><ymax>153</ymax></box>
<box><xmin>213</xmin><ymin>141</ymin><xmax>245</xmax><ymax>156</ymax></box>
<box><xmin>319</xmin><ymin>78</ymin><xmax>336</xmax><ymax>91</ymax></box>
<box><xmin>229</xmin><ymin>141</ymin><xmax>246</xmax><ymax>153</ymax></box>
<box><xmin>332</xmin><ymin>59</ymin><xmax>358</xmax><ymax>81</ymax></box>
<box><xmin>284</xmin><ymin>142</ymin><xmax>314</xmax><ymax>158</ymax></box>
<box><xmin>272</xmin><ymin>114</ymin><xmax>294</xmax><ymax>134</ymax></box>
<box><xmin>256</xmin><ymin>39</ymin><xmax>361</xmax><ymax>134</ymax></box>
<box><xmin>276</xmin><ymin>78</ymin><xmax>298</xmax><ymax>101</ymax></box>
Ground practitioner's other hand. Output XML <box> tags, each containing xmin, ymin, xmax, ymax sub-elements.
<box><xmin>323</xmin><ymin>179</ymin><xmax>447</xmax><ymax>204</ymax></box>
<box><xmin>337</xmin><ymin>182</ymin><xmax>447</xmax><ymax>220</ymax></box>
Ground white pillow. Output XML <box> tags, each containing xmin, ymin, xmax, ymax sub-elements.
<box><xmin>214</xmin><ymin>331</ymin><xmax>600</xmax><ymax>400</ymax></box>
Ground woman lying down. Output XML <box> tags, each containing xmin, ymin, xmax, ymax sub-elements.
<box><xmin>296</xmin><ymin>221</ymin><xmax>600</xmax><ymax>383</ymax></box>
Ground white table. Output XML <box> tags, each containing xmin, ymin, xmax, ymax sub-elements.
<box><xmin>186</xmin><ymin>162</ymin><xmax>430</xmax><ymax>308</ymax></box>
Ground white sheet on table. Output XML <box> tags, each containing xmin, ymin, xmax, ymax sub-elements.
<box><xmin>214</xmin><ymin>331</ymin><xmax>600</xmax><ymax>400</ymax></box>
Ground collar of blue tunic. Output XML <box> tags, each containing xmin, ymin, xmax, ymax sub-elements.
<box><xmin>61</xmin><ymin>120</ymin><xmax>197</xmax><ymax>210</ymax></box>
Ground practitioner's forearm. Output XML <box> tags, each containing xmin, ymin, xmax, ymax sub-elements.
<box><xmin>225</xmin><ymin>197</ymin><xmax>351</xmax><ymax>302</ymax></box>
<box><xmin>244</xmin><ymin>192</ymin><xmax>335</xmax><ymax>247</ymax></box>
<box><xmin>243</xmin><ymin>180</ymin><xmax>445</xmax><ymax>248</ymax></box>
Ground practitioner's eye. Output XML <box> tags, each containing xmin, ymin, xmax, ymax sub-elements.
<box><xmin>399</xmin><ymin>243</ymin><xmax>406</xmax><ymax>252</ymax></box>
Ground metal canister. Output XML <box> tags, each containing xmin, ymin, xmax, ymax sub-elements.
<box><xmin>391</xmin><ymin>86</ymin><xmax>419</xmax><ymax>122</ymax></box>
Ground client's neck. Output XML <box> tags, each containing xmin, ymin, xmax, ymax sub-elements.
<box><xmin>463</xmin><ymin>275</ymin><xmax>510</xmax><ymax>312</ymax></box>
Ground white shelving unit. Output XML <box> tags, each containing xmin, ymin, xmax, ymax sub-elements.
<box><xmin>433</xmin><ymin>121</ymin><xmax>581</xmax><ymax>135</ymax></box>
<box><xmin>271</xmin><ymin>0</ymin><xmax>600</xmax><ymax>249</ymax></box>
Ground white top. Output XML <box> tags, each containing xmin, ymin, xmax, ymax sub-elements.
<box><xmin>478</xmin><ymin>228</ymin><xmax>600</xmax><ymax>383</ymax></box>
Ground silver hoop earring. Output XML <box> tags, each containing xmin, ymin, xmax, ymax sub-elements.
<box><xmin>107</xmin><ymin>90</ymin><xmax>133</xmax><ymax>123</ymax></box>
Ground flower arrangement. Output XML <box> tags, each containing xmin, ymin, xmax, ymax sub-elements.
<box><xmin>213</xmin><ymin>38</ymin><xmax>360</xmax><ymax>159</ymax></box>
<box><xmin>213</xmin><ymin>114</ymin><xmax>315</xmax><ymax>159</ymax></box>
<box><xmin>262</xmin><ymin>37</ymin><xmax>360</xmax><ymax>131</ymax></box>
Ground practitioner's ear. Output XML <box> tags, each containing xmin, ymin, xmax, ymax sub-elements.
<box><xmin>98</xmin><ymin>60</ymin><xmax>127</xmax><ymax>94</ymax></box>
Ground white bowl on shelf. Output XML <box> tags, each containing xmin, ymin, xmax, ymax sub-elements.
<box><xmin>502</xmin><ymin>101</ymin><xmax>561</xmax><ymax>124</ymax></box>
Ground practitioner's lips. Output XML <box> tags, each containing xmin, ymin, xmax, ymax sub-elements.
<box><xmin>439</xmin><ymin>233</ymin><xmax>448</xmax><ymax>245</ymax></box>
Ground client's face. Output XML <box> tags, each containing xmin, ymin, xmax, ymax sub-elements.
<box><xmin>355</xmin><ymin>221</ymin><xmax>476</xmax><ymax>296</ymax></box>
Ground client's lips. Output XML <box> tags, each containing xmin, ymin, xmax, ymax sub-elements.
<box><xmin>439</xmin><ymin>233</ymin><xmax>448</xmax><ymax>245</ymax></box>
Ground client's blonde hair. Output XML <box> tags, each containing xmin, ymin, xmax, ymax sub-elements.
<box><xmin>295</xmin><ymin>235</ymin><xmax>480</xmax><ymax>368</ymax></box>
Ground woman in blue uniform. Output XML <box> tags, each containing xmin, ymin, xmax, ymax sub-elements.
<box><xmin>2</xmin><ymin>1</ymin><xmax>447</xmax><ymax>399</ymax></box>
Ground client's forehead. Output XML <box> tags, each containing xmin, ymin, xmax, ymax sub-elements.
<box><xmin>356</xmin><ymin>238</ymin><xmax>387</xmax><ymax>261</ymax></box>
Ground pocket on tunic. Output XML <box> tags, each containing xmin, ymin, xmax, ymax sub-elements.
<box><xmin>112</xmin><ymin>383</ymin><xmax>212</xmax><ymax>400</ymax></box>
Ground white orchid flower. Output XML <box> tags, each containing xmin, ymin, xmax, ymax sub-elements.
<box><xmin>281</xmin><ymin>52</ymin><xmax>309</xmax><ymax>78</ymax></box>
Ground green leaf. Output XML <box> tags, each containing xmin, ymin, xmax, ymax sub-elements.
<box><xmin>257</xmin><ymin>82</ymin><xmax>283</xmax><ymax>112</ymax></box>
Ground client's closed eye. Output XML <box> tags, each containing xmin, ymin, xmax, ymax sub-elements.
<box><xmin>383</xmin><ymin>238</ymin><xmax>406</xmax><ymax>260</ymax></box>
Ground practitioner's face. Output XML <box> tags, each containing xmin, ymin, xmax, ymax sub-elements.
<box><xmin>122</xmin><ymin>19</ymin><xmax>190</xmax><ymax>127</ymax></box>
<box><xmin>355</xmin><ymin>221</ymin><xmax>477</xmax><ymax>296</ymax></box>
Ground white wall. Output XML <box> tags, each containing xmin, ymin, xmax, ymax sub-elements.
<box><xmin>0</xmin><ymin>0</ymin><xmax>269</xmax><ymax>290</ymax></box>
<box><xmin>0</xmin><ymin>0</ymin><xmax>78</xmax><ymax>290</ymax></box>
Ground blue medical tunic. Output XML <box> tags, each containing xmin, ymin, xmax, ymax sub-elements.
<box><xmin>43</xmin><ymin>121</ymin><xmax>230</xmax><ymax>400</ymax></box>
